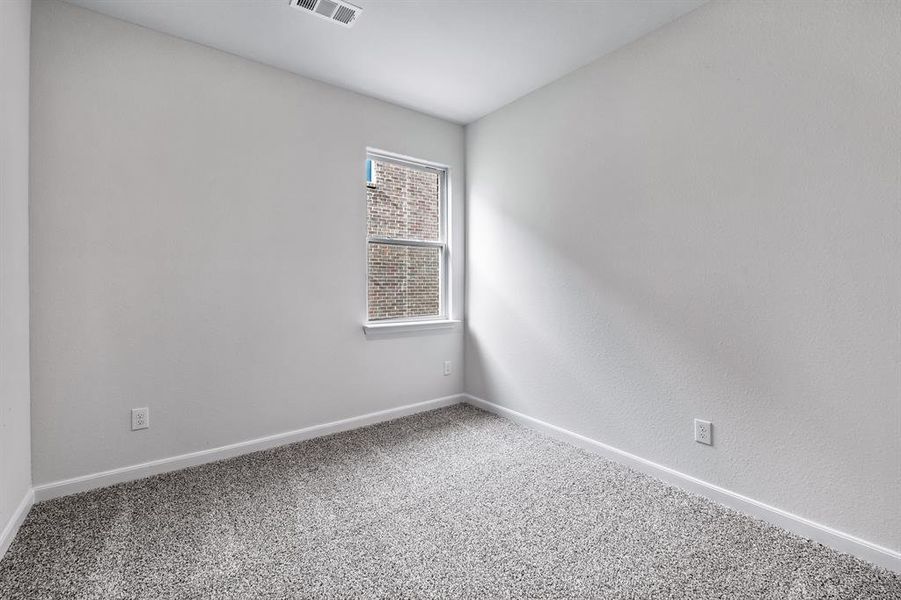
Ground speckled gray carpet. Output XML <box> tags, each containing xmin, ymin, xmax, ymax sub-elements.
<box><xmin>1</xmin><ymin>404</ymin><xmax>898</xmax><ymax>599</ymax></box>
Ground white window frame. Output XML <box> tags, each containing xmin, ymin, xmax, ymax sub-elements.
<box><xmin>363</xmin><ymin>149</ymin><xmax>459</xmax><ymax>335</ymax></box>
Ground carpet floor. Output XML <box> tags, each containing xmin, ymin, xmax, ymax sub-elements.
<box><xmin>0</xmin><ymin>404</ymin><xmax>898</xmax><ymax>599</ymax></box>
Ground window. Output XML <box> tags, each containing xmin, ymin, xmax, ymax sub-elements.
<box><xmin>365</xmin><ymin>158</ymin><xmax>377</xmax><ymax>187</ymax></box>
<box><xmin>365</xmin><ymin>150</ymin><xmax>449</xmax><ymax>326</ymax></box>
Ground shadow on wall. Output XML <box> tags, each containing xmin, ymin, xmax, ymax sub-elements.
<box><xmin>463</xmin><ymin>191</ymin><xmax>877</xmax><ymax>475</ymax></box>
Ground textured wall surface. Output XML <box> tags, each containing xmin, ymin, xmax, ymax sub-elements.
<box><xmin>0</xmin><ymin>0</ymin><xmax>32</xmax><ymax>538</ymax></box>
<box><xmin>30</xmin><ymin>0</ymin><xmax>464</xmax><ymax>485</ymax></box>
<box><xmin>367</xmin><ymin>160</ymin><xmax>441</xmax><ymax>320</ymax></box>
<box><xmin>466</xmin><ymin>0</ymin><xmax>901</xmax><ymax>551</ymax></box>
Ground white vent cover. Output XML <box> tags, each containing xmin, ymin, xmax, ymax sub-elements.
<box><xmin>289</xmin><ymin>0</ymin><xmax>362</xmax><ymax>28</ymax></box>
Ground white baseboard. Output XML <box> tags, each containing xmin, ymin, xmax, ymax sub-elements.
<box><xmin>23</xmin><ymin>392</ymin><xmax>901</xmax><ymax>574</ymax></box>
<box><xmin>0</xmin><ymin>488</ymin><xmax>34</xmax><ymax>561</ymax></box>
<box><xmin>465</xmin><ymin>394</ymin><xmax>901</xmax><ymax>574</ymax></box>
<box><xmin>33</xmin><ymin>394</ymin><xmax>464</xmax><ymax>503</ymax></box>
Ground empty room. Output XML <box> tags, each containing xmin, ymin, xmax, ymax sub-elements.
<box><xmin>0</xmin><ymin>0</ymin><xmax>899</xmax><ymax>597</ymax></box>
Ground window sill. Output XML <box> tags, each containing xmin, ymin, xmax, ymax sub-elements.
<box><xmin>363</xmin><ymin>319</ymin><xmax>462</xmax><ymax>337</ymax></box>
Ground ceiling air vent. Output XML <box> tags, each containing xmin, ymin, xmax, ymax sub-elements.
<box><xmin>289</xmin><ymin>0</ymin><xmax>362</xmax><ymax>28</ymax></box>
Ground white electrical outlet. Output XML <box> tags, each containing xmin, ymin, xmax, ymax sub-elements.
<box><xmin>694</xmin><ymin>419</ymin><xmax>712</xmax><ymax>445</ymax></box>
<box><xmin>131</xmin><ymin>407</ymin><xmax>150</xmax><ymax>431</ymax></box>
<box><xmin>443</xmin><ymin>361</ymin><xmax>452</xmax><ymax>376</ymax></box>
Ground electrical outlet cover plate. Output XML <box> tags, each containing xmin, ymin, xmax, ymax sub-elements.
<box><xmin>444</xmin><ymin>361</ymin><xmax>452</xmax><ymax>376</ymax></box>
<box><xmin>132</xmin><ymin>407</ymin><xmax>150</xmax><ymax>431</ymax></box>
<box><xmin>694</xmin><ymin>419</ymin><xmax>712</xmax><ymax>445</ymax></box>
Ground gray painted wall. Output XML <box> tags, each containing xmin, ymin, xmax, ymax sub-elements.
<box><xmin>0</xmin><ymin>0</ymin><xmax>33</xmax><ymax>536</ymax></box>
<box><xmin>30</xmin><ymin>0</ymin><xmax>464</xmax><ymax>485</ymax></box>
<box><xmin>465</xmin><ymin>0</ymin><xmax>901</xmax><ymax>551</ymax></box>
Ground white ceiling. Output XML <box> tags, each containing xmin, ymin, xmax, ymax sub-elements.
<box><xmin>63</xmin><ymin>0</ymin><xmax>706</xmax><ymax>124</ymax></box>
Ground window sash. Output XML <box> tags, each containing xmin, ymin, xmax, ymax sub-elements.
<box><xmin>367</xmin><ymin>236</ymin><xmax>444</xmax><ymax>249</ymax></box>
<box><xmin>366</xmin><ymin>240</ymin><xmax>446</xmax><ymax>322</ymax></box>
